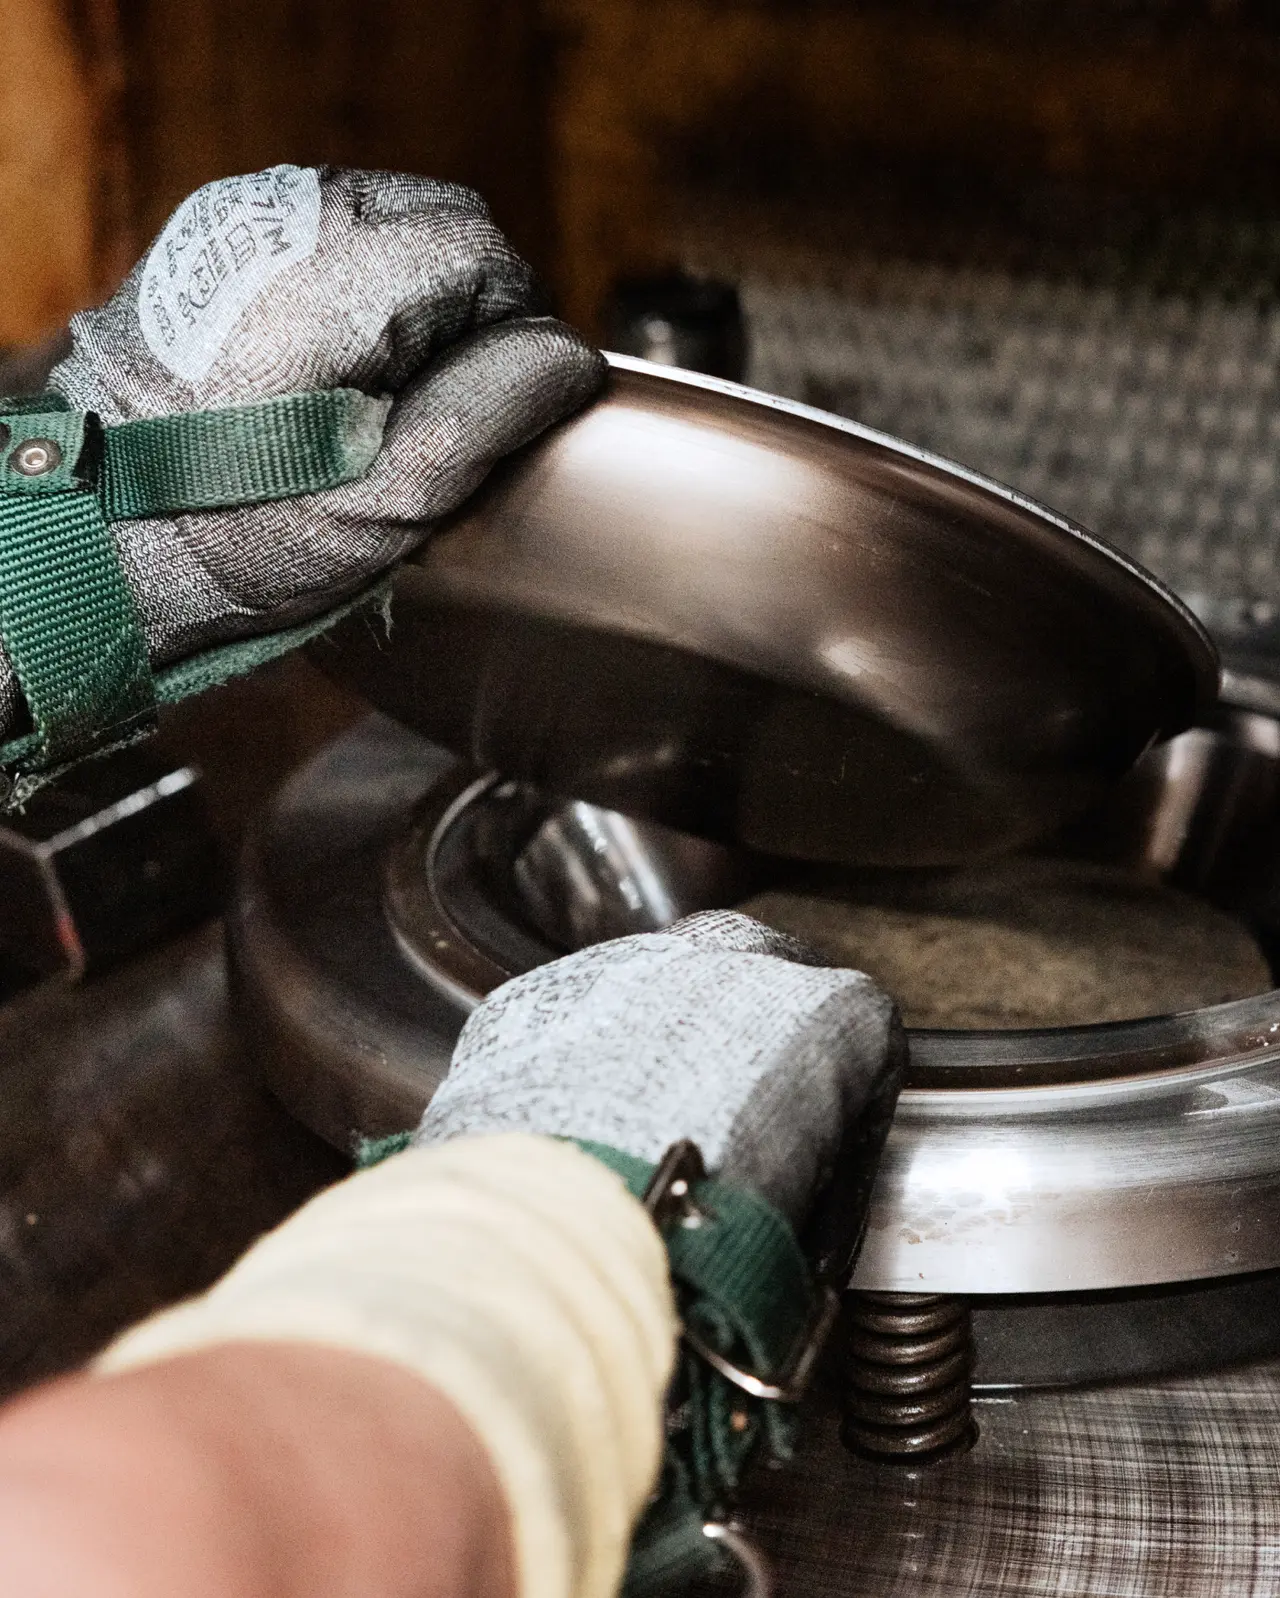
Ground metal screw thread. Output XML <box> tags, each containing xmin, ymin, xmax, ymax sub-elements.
<box><xmin>839</xmin><ymin>1292</ymin><xmax>977</xmax><ymax>1463</ymax></box>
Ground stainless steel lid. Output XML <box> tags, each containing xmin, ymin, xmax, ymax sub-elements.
<box><xmin>319</xmin><ymin>356</ymin><xmax>1219</xmax><ymax>866</ymax></box>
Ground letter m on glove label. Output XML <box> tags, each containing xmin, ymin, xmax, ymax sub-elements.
<box><xmin>138</xmin><ymin>166</ymin><xmax>322</xmax><ymax>383</ymax></box>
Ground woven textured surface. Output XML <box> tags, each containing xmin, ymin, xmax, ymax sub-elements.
<box><xmin>576</xmin><ymin>1142</ymin><xmax>815</xmax><ymax>1391</ymax></box>
<box><xmin>578</xmin><ymin>1140</ymin><xmax>814</xmax><ymax>1598</ymax></box>
<box><xmin>0</xmin><ymin>167</ymin><xmax>605</xmax><ymax>745</ymax></box>
<box><xmin>0</xmin><ymin>388</ymin><xmax>390</xmax><ymax>791</ymax></box>
<box><xmin>417</xmin><ymin>910</ymin><xmax>903</xmax><ymax>1228</ymax></box>
<box><xmin>49</xmin><ymin>170</ymin><xmax>603</xmax><ymax>672</ymax></box>
<box><xmin>100</xmin><ymin>388</ymin><xmax>387</xmax><ymax>519</ymax></box>
<box><xmin>0</xmin><ymin>410</ymin><xmax>153</xmax><ymax>770</ymax></box>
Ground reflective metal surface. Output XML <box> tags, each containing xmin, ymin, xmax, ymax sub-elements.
<box><xmin>513</xmin><ymin>801</ymin><xmax>760</xmax><ymax>950</ymax></box>
<box><xmin>739</xmin><ymin>1374</ymin><xmax>1280</xmax><ymax>1597</ymax></box>
<box><xmin>231</xmin><ymin>687</ymin><xmax>1280</xmax><ymax>1294</ymax></box>
<box><xmin>852</xmin><ymin>1055</ymin><xmax>1280</xmax><ymax>1292</ymax></box>
<box><xmin>383</xmin><ymin>770</ymin><xmax>763</xmax><ymax>978</ymax></box>
<box><xmin>317</xmin><ymin>356</ymin><xmax>1217</xmax><ymax>867</ymax></box>
<box><xmin>230</xmin><ymin>717</ymin><xmax>465</xmax><ymax>1146</ymax></box>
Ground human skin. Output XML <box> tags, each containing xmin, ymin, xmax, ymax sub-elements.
<box><xmin>0</xmin><ymin>1341</ymin><xmax>515</xmax><ymax>1598</ymax></box>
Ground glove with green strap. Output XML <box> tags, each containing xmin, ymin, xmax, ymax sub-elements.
<box><xmin>99</xmin><ymin>907</ymin><xmax>903</xmax><ymax>1598</ymax></box>
<box><xmin>0</xmin><ymin>164</ymin><xmax>603</xmax><ymax>799</ymax></box>
<box><xmin>413</xmin><ymin>908</ymin><xmax>906</xmax><ymax>1595</ymax></box>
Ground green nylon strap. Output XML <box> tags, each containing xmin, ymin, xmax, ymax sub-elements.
<box><xmin>100</xmin><ymin>388</ymin><xmax>388</xmax><ymax>519</ymax></box>
<box><xmin>0</xmin><ymin>575</ymin><xmax>392</xmax><ymax>806</ymax></box>
<box><xmin>622</xmin><ymin>1484</ymin><xmax>726</xmax><ymax>1598</ymax></box>
<box><xmin>574</xmin><ymin>1140</ymin><xmax>812</xmax><ymax>1597</ymax></box>
<box><xmin>0</xmin><ymin>410</ymin><xmax>154</xmax><ymax>771</ymax></box>
<box><xmin>572</xmin><ymin>1140</ymin><xmax>816</xmax><ymax>1400</ymax></box>
<box><xmin>355</xmin><ymin>1130</ymin><xmax>415</xmax><ymax>1166</ymax></box>
<box><xmin>0</xmin><ymin>387</ymin><xmax>388</xmax><ymax>798</ymax></box>
<box><xmin>355</xmin><ymin>1132</ymin><xmax>817</xmax><ymax>1596</ymax></box>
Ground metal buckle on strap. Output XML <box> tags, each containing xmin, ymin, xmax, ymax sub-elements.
<box><xmin>684</xmin><ymin>1285</ymin><xmax>839</xmax><ymax>1403</ymax></box>
<box><xmin>642</xmin><ymin>1139</ymin><xmax>840</xmax><ymax>1403</ymax></box>
<box><xmin>702</xmin><ymin>1521</ymin><xmax>772</xmax><ymax>1598</ymax></box>
<box><xmin>643</xmin><ymin>1139</ymin><xmax>712</xmax><ymax>1228</ymax></box>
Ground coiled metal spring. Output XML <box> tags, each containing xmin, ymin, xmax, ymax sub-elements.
<box><xmin>840</xmin><ymin>1292</ymin><xmax>977</xmax><ymax>1462</ymax></box>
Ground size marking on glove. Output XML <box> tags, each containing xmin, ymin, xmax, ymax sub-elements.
<box><xmin>138</xmin><ymin>165</ymin><xmax>322</xmax><ymax>384</ymax></box>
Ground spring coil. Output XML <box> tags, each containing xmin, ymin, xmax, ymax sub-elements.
<box><xmin>839</xmin><ymin>1292</ymin><xmax>977</xmax><ymax>1462</ymax></box>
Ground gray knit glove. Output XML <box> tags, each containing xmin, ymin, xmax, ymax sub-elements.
<box><xmin>417</xmin><ymin>910</ymin><xmax>905</xmax><ymax>1240</ymax></box>
<box><xmin>0</xmin><ymin>164</ymin><xmax>603</xmax><ymax>737</ymax></box>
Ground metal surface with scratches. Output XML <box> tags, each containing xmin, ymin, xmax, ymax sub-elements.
<box><xmin>316</xmin><ymin>356</ymin><xmax>1216</xmax><ymax>868</ymax></box>
<box><xmin>737</xmin><ymin>1372</ymin><xmax>1280</xmax><ymax>1597</ymax></box>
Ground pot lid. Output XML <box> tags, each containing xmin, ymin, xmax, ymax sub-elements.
<box><xmin>317</xmin><ymin>355</ymin><xmax>1218</xmax><ymax>867</ymax></box>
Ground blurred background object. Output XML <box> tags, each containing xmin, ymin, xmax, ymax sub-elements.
<box><xmin>606</xmin><ymin>273</ymin><xmax>745</xmax><ymax>379</ymax></box>
<box><xmin>0</xmin><ymin>0</ymin><xmax>553</xmax><ymax>344</ymax></box>
<box><xmin>0</xmin><ymin>1</ymin><xmax>130</xmax><ymax>343</ymax></box>
<box><xmin>0</xmin><ymin>747</ymin><xmax>217</xmax><ymax>983</ymax></box>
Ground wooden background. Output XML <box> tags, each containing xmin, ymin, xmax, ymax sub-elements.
<box><xmin>8</xmin><ymin>1</ymin><xmax>1280</xmax><ymax>349</ymax></box>
<box><xmin>2</xmin><ymin>0</ymin><xmax>551</xmax><ymax>343</ymax></box>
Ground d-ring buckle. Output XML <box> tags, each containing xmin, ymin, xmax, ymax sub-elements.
<box><xmin>643</xmin><ymin>1140</ymin><xmax>840</xmax><ymax>1403</ymax></box>
<box><xmin>684</xmin><ymin>1286</ymin><xmax>840</xmax><ymax>1403</ymax></box>
<box><xmin>642</xmin><ymin>1139</ymin><xmax>712</xmax><ymax>1229</ymax></box>
<box><xmin>703</xmin><ymin>1521</ymin><xmax>772</xmax><ymax>1598</ymax></box>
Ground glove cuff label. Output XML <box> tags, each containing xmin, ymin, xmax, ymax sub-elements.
<box><xmin>139</xmin><ymin>165</ymin><xmax>322</xmax><ymax>384</ymax></box>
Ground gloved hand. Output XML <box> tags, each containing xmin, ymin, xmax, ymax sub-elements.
<box><xmin>418</xmin><ymin>907</ymin><xmax>904</xmax><ymax>1236</ymax></box>
<box><xmin>99</xmin><ymin>911</ymin><xmax>902</xmax><ymax>1598</ymax></box>
<box><xmin>0</xmin><ymin>164</ymin><xmax>603</xmax><ymax>738</ymax></box>
<box><xmin>417</xmin><ymin>908</ymin><xmax>903</xmax><ymax>1592</ymax></box>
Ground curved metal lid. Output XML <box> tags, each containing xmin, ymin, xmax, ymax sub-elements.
<box><xmin>319</xmin><ymin>356</ymin><xmax>1218</xmax><ymax>866</ymax></box>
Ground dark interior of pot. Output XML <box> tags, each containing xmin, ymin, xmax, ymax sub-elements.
<box><xmin>452</xmin><ymin>669</ymin><xmax>1280</xmax><ymax>1034</ymax></box>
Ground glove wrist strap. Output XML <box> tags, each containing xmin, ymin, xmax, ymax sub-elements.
<box><xmin>577</xmin><ymin>1138</ymin><xmax>831</xmax><ymax>1598</ymax></box>
<box><xmin>0</xmin><ymin>387</ymin><xmax>386</xmax><ymax>802</ymax></box>
<box><xmin>357</xmin><ymin>1131</ymin><xmax>829</xmax><ymax>1598</ymax></box>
